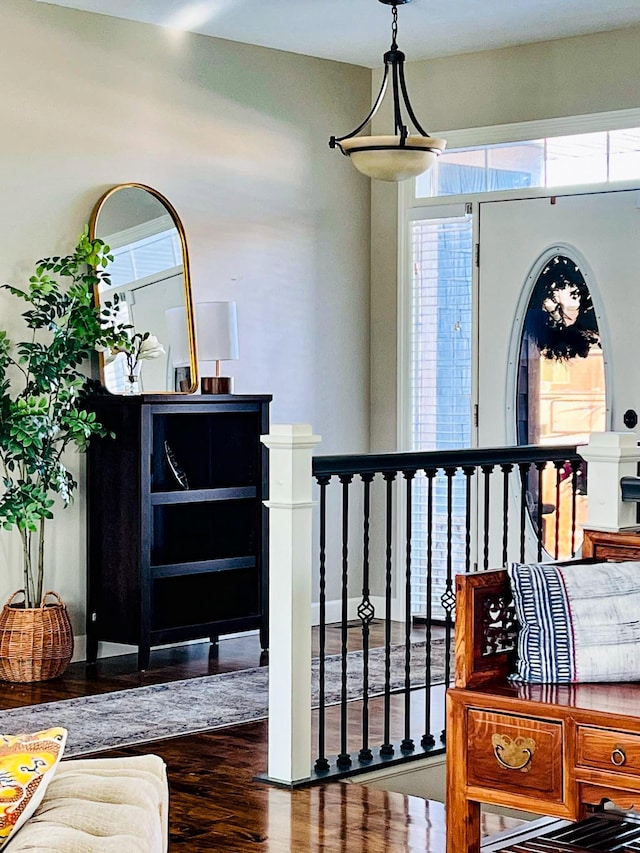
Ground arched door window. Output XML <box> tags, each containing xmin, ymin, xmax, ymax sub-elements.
<box><xmin>516</xmin><ymin>253</ymin><xmax>606</xmax><ymax>558</ymax></box>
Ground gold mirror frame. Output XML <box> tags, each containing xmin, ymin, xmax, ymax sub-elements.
<box><xmin>89</xmin><ymin>183</ymin><xmax>198</xmax><ymax>395</ymax></box>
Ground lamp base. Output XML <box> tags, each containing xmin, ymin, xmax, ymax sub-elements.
<box><xmin>201</xmin><ymin>376</ymin><xmax>233</xmax><ymax>394</ymax></box>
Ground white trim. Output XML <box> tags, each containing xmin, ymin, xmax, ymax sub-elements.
<box><xmin>433</xmin><ymin>107</ymin><xmax>640</xmax><ymax>151</ymax></box>
<box><xmin>105</xmin><ymin>214</ymin><xmax>176</xmax><ymax>249</ymax></box>
<box><xmin>413</xmin><ymin>178</ymin><xmax>640</xmax><ymax>211</ymax></box>
<box><xmin>99</xmin><ymin>264</ymin><xmax>183</xmax><ymax>298</ymax></box>
<box><xmin>349</xmin><ymin>752</ymin><xmax>446</xmax><ymax>794</ymax></box>
<box><xmin>408</xmin><ymin>202</ymin><xmax>469</xmax><ymax>222</ymax></box>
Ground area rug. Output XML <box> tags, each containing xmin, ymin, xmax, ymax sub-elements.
<box><xmin>0</xmin><ymin>639</ymin><xmax>450</xmax><ymax>757</ymax></box>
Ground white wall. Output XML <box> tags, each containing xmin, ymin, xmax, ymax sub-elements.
<box><xmin>370</xmin><ymin>25</ymin><xmax>640</xmax><ymax>452</ymax></box>
<box><xmin>0</xmin><ymin>0</ymin><xmax>371</xmax><ymax>640</ymax></box>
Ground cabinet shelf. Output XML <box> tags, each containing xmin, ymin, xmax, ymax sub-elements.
<box><xmin>152</xmin><ymin>556</ymin><xmax>256</xmax><ymax>578</ymax></box>
<box><xmin>150</xmin><ymin>615</ymin><xmax>263</xmax><ymax>646</ymax></box>
<box><xmin>86</xmin><ymin>394</ymin><xmax>271</xmax><ymax>669</ymax></box>
<box><xmin>150</xmin><ymin>486</ymin><xmax>257</xmax><ymax>505</ymax></box>
<box><xmin>150</xmin><ymin>499</ymin><xmax>257</xmax><ymax>565</ymax></box>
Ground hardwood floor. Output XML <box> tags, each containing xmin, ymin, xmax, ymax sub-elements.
<box><xmin>0</xmin><ymin>623</ymin><xmax>523</xmax><ymax>851</ymax></box>
<box><xmin>93</xmin><ymin>721</ymin><xmax>521</xmax><ymax>852</ymax></box>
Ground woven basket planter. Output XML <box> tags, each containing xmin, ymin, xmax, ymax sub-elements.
<box><xmin>0</xmin><ymin>590</ymin><xmax>74</xmax><ymax>682</ymax></box>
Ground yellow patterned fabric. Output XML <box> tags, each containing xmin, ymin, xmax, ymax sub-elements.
<box><xmin>0</xmin><ymin>727</ymin><xmax>67</xmax><ymax>847</ymax></box>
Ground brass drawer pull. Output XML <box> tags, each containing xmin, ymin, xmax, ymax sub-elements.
<box><xmin>611</xmin><ymin>747</ymin><xmax>627</xmax><ymax>767</ymax></box>
<box><xmin>491</xmin><ymin>734</ymin><xmax>536</xmax><ymax>773</ymax></box>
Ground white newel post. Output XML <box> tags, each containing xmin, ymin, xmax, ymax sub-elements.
<box><xmin>579</xmin><ymin>432</ymin><xmax>640</xmax><ymax>531</ymax></box>
<box><xmin>261</xmin><ymin>424</ymin><xmax>321</xmax><ymax>786</ymax></box>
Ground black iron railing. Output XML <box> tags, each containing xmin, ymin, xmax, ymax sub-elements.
<box><xmin>310</xmin><ymin>443</ymin><xmax>584</xmax><ymax>781</ymax></box>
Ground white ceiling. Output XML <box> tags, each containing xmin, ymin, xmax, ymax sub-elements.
<box><xmin>36</xmin><ymin>0</ymin><xmax>640</xmax><ymax>68</ymax></box>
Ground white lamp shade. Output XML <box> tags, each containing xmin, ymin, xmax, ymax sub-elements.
<box><xmin>196</xmin><ymin>301</ymin><xmax>239</xmax><ymax>363</ymax></box>
<box><xmin>165</xmin><ymin>302</ymin><xmax>239</xmax><ymax>373</ymax></box>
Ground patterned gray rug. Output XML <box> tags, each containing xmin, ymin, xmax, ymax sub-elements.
<box><xmin>0</xmin><ymin>639</ymin><xmax>449</xmax><ymax>756</ymax></box>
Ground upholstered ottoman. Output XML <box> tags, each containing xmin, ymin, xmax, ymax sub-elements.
<box><xmin>7</xmin><ymin>754</ymin><xmax>168</xmax><ymax>853</ymax></box>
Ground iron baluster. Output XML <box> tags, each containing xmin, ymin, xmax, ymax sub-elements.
<box><xmin>535</xmin><ymin>461</ymin><xmax>546</xmax><ymax>562</ymax></box>
<box><xmin>570</xmin><ymin>458</ymin><xmax>580</xmax><ymax>556</ymax></box>
<box><xmin>421</xmin><ymin>468</ymin><xmax>436</xmax><ymax>749</ymax></box>
<box><xmin>358</xmin><ymin>472</ymin><xmax>375</xmax><ymax>764</ymax></box>
<box><xmin>463</xmin><ymin>465</ymin><xmax>475</xmax><ymax>572</ymax></box>
<box><xmin>380</xmin><ymin>471</ymin><xmax>396</xmax><ymax>758</ymax></box>
<box><xmin>501</xmin><ymin>463</ymin><xmax>513</xmax><ymax>566</ymax></box>
<box><xmin>401</xmin><ymin>469</ymin><xmax>415</xmax><ymax>754</ymax></box>
<box><xmin>440</xmin><ymin>466</ymin><xmax>457</xmax><ymax>743</ymax></box>
<box><xmin>481</xmin><ymin>464</ymin><xmax>494</xmax><ymax>570</ymax></box>
<box><xmin>518</xmin><ymin>462</ymin><xmax>529</xmax><ymax>562</ymax></box>
<box><xmin>314</xmin><ymin>474</ymin><xmax>331</xmax><ymax>774</ymax></box>
<box><xmin>554</xmin><ymin>460</ymin><xmax>563</xmax><ymax>561</ymax></box>
<box><xmin>336</xmin><ymin>473</ymin><xmax>353</xmax><ymax>770</ymax></box>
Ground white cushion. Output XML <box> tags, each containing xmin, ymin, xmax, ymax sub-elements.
<box><xmin>508</xmin><ymin>559</ymin><xmax>640</xmax><ymax>683</ymax></box>
<box><xmin>6</xmin><ymin>755</ymin><xmax>168</xmax><ymax>853</ymax></box>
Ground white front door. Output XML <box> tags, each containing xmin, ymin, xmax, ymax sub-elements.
<box><xmin>478</xmin><ymin>188</ymin><xmax>640</xmax><ymax>442</ymax></box>
<box><xmin>477</xmin><ymin>188</ymin><xmax>640</xmax><ymax>558</ymax></box>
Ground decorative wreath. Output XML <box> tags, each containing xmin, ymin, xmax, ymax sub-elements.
<box><xmin>524</xmin><ymin>255</ymin><xmax>600</xmax><ymax>361</ymax></box>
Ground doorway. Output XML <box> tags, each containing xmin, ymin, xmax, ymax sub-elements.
<box><xmin>478</xmin><ymin>189</ymin><xmax>640</xmax><ymax>555</ymax></box>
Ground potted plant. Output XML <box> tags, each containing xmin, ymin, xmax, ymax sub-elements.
<box><xmin>0</xmin><ymin>228</ymin><xmax>124</xmax><ymax>681</ymax></box>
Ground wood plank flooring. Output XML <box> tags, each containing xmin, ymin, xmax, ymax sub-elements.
<box><xmin>95</xmin><ymin>720</ymin><xmax>521</xmax><ymax>851</ymax></box>
<box><xmin>0</xmin><ymin>623</ymin><xmax>523</xmax><ymax>851</ymax></box>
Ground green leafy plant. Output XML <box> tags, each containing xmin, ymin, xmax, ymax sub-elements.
<box><xmin>0</xmin><ymin>229</ymin><xmax>126</xmax><ymax>607</ymax></box>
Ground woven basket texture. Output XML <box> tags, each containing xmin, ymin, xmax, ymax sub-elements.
<box><xmin>0</xmin><ymin>591</ymin><xmax>73</xmax><ymax>682</ymax></box>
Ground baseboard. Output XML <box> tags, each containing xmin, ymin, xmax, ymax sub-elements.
<box><xmin>348</xmin><ymin>752</ymin><xmax>447</xmax><ymax>801</ymax></box>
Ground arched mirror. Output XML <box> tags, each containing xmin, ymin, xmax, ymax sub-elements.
<box><xmin>516</xmin><ymin>251</ymin><xmax>606</xmax><ymax>558</ymax></box>
<box><xmin>89</xmin><ymin>183</ymin><xmax>197</xmax><ymax>394</ymax></box>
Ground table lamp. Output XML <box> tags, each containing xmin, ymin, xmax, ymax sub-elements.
<box><xmin>197</xmin><ymin>301</ymin><xmax>239</xmax><ymax>394</ymax></box>
<box><xmin>165</xmin><ymin>302</ymin><xmax>239</xmax><ymax>394</ymax></box>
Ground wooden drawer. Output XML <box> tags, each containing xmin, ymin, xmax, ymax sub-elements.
<box><xmin>583</xmin><ymin>529</ymin><xmax>640</xmax><ymax>562</ymax></box>
<box><xmin>467</xmin><ymin>709</ymin><xmax>564</xmax><ymax>801</ymax></box>
<box><xmin>577</xmin><ymin>726</ymin><xmax>640</xmax><ymax>776</ymax></box>
<box><xmin>590</xmin><ymin>543</ymin><xmax>640</xmax><ymax>561</ymax></box>
<box><xmin>580</xmin><ymin>782</ymin><xmax>640</xmax><ymax>813</ymax></box>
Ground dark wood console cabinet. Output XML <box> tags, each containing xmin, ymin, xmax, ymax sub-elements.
<box><xmin>86</xmin><ymin>394</ymin><xmax>271</xmax><ymax>669</ymax></box>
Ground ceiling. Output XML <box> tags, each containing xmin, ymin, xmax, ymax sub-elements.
<box><xmin>36</xmin><ymin>0</ymin><xmax>640</xmax><ymax>68</ymax></box>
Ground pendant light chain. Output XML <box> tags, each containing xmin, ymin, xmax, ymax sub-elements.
<box><xmin>391</xmin><ymin>5</ymin><xmax>399</xmax><ymax>49</ymax></box>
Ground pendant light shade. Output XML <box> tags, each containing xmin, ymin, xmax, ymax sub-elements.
<box><xmin>329</xmin><ymin>0</ymin><xmax>446</xmax><ymax>182</ymax></box>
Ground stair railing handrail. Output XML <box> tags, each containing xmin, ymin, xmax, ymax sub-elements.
<box><xmin>313</xmin><ymin>443</ymin><xmax>581</xmax><ymax>477</ymax></box>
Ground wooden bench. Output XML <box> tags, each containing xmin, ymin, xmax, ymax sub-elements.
<box><xmin>446</xmin><ymin>527</ymin><xmax>640</xmax><ymax>853</ymax></box>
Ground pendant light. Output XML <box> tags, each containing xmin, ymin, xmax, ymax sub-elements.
<box><xmin>329</xmin><ymin>0</ymin><xmax>446</xmax><ymax>182</ymax></box>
